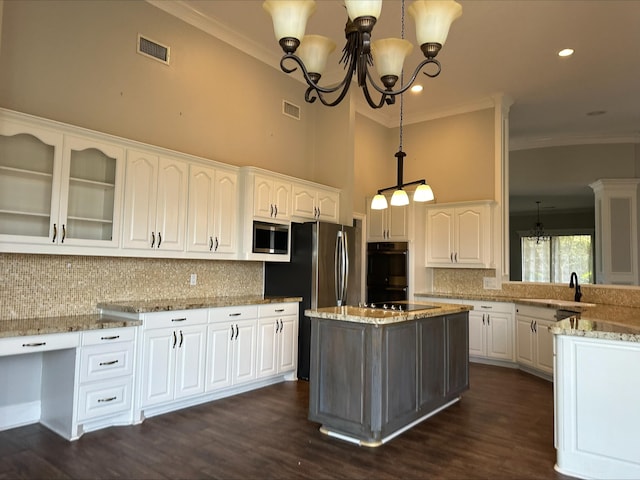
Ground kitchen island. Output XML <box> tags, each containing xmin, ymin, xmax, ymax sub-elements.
<box><xmin>305</xmin><ymin>302</ymin><xmax>471</xmax><ymax>447</ymax></box>
<box><xmin>551</xmin><ymin>316</ymin><xmax>640</xmax><ymax>479</ymax></box>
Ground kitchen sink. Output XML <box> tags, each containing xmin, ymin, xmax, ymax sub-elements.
<box><xmin>519</xmin><ymin>298</ymin><xmax>596</xmax><ymax>311</ymax></box>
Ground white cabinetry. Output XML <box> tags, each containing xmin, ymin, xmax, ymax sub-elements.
<box><xmin>515</xmin><ymin>305</ymin><xmax>555</xmax><ymax>378</ymax></box>
<box><xmin>425</xmin><ymin>201</ymin><xmax>493</xmax><ymax>268</ymax></box>
<box><xmin>467</xmin><ymin>300</ymin><xmax>515</xmax><ymax>363</ymax></box>
<box><xmin>0</xmin><ymin>113</ymin><xmax>124</xmax><ymax>250</ymax></box>
<box><xmin>252</xmin><ymin>173</ymin><xmax>291</xmax><ymax>221</ymax></box>
<box><xmin>367</xmin><ymin>201</ymin><xmax>409</xmax><ymax>241</ymax></box>
<box><xmin>187</xmin><ymin>164</ymin><xmax>238</xmax><ymax>256</ymax></box>
<box><xmin>256</xmin><ymin>303</ymin><xmax>298</xmax><ymax>378</ymax></box>
<box><xmin>139</xmin><ymin>309</ymin><xmax>207</xmax><ymax>409</ymax></box>
<box><xmin>77</xmin><ymin>327</ymin><xmax>135</xmax><ymax>429</ymax></box>
<box><xmin>205</xmin><ymin>305</ymin><xmax>258</xmax><ymax>392</ymax></box>
<box><xmin>122</xmin><ymin>150</ymin><xmax>188</xmax><ymax>251</ymax></box>
<box><xmin>292</xmin><ymin>183</ymin><xmax>340</xmax><ymax>223</ymax></box>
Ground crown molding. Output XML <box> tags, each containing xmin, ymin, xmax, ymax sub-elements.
<box><xmin>510</xmin><ymin>133</ymin><xmax>640</xmax><ymax>151</ymax></box>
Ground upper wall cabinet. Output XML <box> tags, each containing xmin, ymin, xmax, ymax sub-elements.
<box><xmin>252</xmin><ymin>173</ymin><xmax>291</xmax><ymax>222</ymax></box>
<box><xmin>187</xmin><ymin>164</ymin><xmax>238</xmax><ymax>257</ymax></box>
<box><xmin>367</xmin><ymin>199</ymin><xmax>410</xmax><ymax>242</ymax></box>
<box><xmin>0</xmin><ymin>113</ymin><xmax>124</xmax><ymax>251</ymax></box>
<box><xmin>425</xmin><ymin>201</ymin><xmax>494</xmax><ymax>268</ymax></box>
<box><xmin>122</xmin><ymin>150</ymin><xmax>188</xmax><ymax>252</ymax></box>
<box><xmin>291</xmin><ymin>183</ymin><xmax>340</xmax><ymax>223</ymax></box>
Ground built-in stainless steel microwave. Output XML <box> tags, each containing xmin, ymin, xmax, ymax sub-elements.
<box><xmin>252</xmin><ymin>221</ymin><xmax>289</xmax><ymax>255</ymax></box>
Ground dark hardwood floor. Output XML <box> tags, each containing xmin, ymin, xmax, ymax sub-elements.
<box><xmin>0</xmin><ymin>364</ymin><xmax>575</xmax><ymax>479</ymax></box>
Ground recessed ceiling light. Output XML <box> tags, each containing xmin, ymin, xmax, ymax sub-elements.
<box><xmin>558</xmin><ymin>48</ymin><xmax>574</xmax><ymax>57</ymax></box>
<box><xmin>411</xmin><ymin>84</ymin><xmax>423</xmax><ymax>93</ymax></box>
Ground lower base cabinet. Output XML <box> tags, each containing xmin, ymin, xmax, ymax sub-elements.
<box><xmin>515</xmin><ymin>305</ymin><xmax>555</xmax><ymax>377</ymax></box>
<box><xmin>256</xmin><ymin>303</ymin><xmax>298</xmax><ymax>378</ymax></box>
<box><xmin>467</xmin><ymin>301</ymin><xmax>515</xmax><ymax>363</ymax></box>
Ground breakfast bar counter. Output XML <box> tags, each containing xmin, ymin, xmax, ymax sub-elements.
<box><xmin>305</xmin><ymin>302</ymin><xmax>471</xmax><ymax>447</ymax></box>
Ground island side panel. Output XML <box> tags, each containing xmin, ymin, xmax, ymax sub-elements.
<box><xmin>419</xmin><ymin>316</ymin><xmax>446</xmax><ymax>412</ymax></box>
<box><xmin>309</xmin><ymin>318</ymin><xmax>371</xmax><ymax>438</ymax></box>
<box><xmin>381</xmin><ymin>321</ymin><xmax>418</xmax><ymax>437</ymax></box>
<box><xmin>447</xmin><ymin>312</ymin><xmax>470</xmax><ymax>397</ymax></box>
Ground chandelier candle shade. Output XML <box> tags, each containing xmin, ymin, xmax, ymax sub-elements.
<box><xmin>263</xmin><ymin>0</ymin><xmax>462</xmax><ymax>108</ymax></box>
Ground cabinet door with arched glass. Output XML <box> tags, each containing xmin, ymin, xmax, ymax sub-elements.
<box><xmin>0</xmin><ymin>120</ymin><xmax>64</xmax><ymax>245</ymax></box>
<box><xmin>60</xmin><ymin>135</ymin><xmax>124</xmax><ymax>247</ymax></box>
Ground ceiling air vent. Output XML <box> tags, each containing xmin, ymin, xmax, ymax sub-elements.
<box><xmin>137</xmin><ymin>34</ymin><xmax>170</xmax><ymax>65</ymax></box>
<box><xmin>282</xmin><ymin>100</ymin><xmax>301</xmax><ymax>120</ymax></box>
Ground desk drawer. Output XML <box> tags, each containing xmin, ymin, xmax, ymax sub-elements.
<box><xmin>82</xmin><ymin>327</ymin><xmax>135</xmax><ymax>346</ymax></box>
<box><xmin>77</xmin><ymin>377</ymin><xmax>133</xmax><ymax>421</ymax></box>
<box><xmin>0</xmin><ymin>332</ymin><xmax>80</xmax><ymax>357</ymax></box>
<box><xmin>79</xmin><ymin>342</ymin><xmax>134</xmax><ymax>383</ymax></box>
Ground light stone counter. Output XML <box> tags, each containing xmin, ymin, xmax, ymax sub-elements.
<box><xmin>98</xmin><ymin>295</ymin><xmax>302</xmax><ymax>314</ymax></box>
<box><xmin>305</xmin><ymin>301</ymin><xmax>471</xmax><ymax>325</ymax></box>
<box><xmin>0</xmin><ymin>314</ymin><xmax>142</xmax><ymax>338</ymax></box>
<box><xmin>550</xmin><ymin>316</ymin><xmax>640</xmax><ymax>342</ymax></box>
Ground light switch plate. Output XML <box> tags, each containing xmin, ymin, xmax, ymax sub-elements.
<box><xmin>483</xmin><ymin>277</ymin><xmax>498</xmax><ymax>289</ymax></box>
<box><xmin>190</xmin><ymin>273</ymin><xmax>197</xmax><ymax>286</ymax></box>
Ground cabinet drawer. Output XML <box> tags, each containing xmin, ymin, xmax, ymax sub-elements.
<box><xmin>0</xmin><ymin>332</ymin><xmax>80</xmax><ymax>357</ymax></box>
<box><xmin>82</xmin><ymin>327</ymin><xmax>135</xmax><ymax>346</ymax></box>
<box><xmin>258</xmin><ymin>303</ymin><xmax>298</xmax><ymax>317</ymax></box>
<box><xmin>142</xmin><ymin>309</ymin><xmax>208</xmax><ymax>329</ymax></box>
<box><xmin>77</xmin><ymin>377</ymin><xmax>133</xmax><ymax>421</ymax></box>
<box><xmin>467</xmin><ymin>300</ymin><xmax>514</xmax><ymax>314</ymax></box>
<box><xmin>210</xmin><ymin>305</ymin><xmax>258</xmax><ymax>323</ymax></box>
<box><xmin>79</xmin><ymin>342</ymin><xmax>134</xmax><ymax>383</ymax></box>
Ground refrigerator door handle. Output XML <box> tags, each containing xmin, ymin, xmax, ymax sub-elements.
<box><xmin>335</xmin><ymin>231</ymin><xmax>342</xmax><ymax>306</ymax></box>
<box><xmin>341</xmin><ymin>231</ymin><xmax>349</xmax><ymax>305</ymax></box>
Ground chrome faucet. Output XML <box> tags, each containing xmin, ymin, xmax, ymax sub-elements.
<box><xmin>569</xmin><ymin>272</ymin><xmax>582</xmax><ymax>302</ymax></box>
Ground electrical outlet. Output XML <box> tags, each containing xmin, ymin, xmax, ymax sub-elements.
<box><xmin>190</xmin><ymin>273</ymin><xmax>197</xmax><ymax>286</ymax></box>
<box><xmin>483</xmin><ymin>277</ymin><xmax>498</xmax><ymax>290</ymax></box>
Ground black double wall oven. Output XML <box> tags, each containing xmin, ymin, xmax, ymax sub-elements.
<box><xmin>366</xmin><ymin>241</ymin><xmax>409</xmax><ymax>304</ymax></box>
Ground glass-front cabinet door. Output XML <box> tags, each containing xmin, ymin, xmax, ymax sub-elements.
<box><xmin>60</xmin><ymin>136</ymin><xmax>124</xmax><ymax>247</ymax></box>
<box><xmin>0</xmin><ymin>116</ymin><xmax>124</xmax><ymax>250</ymax></box>
<box><xmin>0</xmin><ymin>121</ymin><xmax>64</xmax><ymax>245</ymax></box>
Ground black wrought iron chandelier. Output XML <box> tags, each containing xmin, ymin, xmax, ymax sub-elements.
<box><xmin>263</xmin><ymin>0</ymin><xmax>462</xmax><ymax>108</ymax></box>
<box><xmin>527</xmin><ymin>201</ymin><xmax>551</xmax><ymax>244</ymax></box>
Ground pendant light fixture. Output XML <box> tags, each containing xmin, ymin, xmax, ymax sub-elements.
<box><xmin>370</xmin><ymin>1</ymin><xmax>434</xmax><ymax>211</ymax></box>
<box><xmin>527</xmin><ymin>201</ymin><xmax>551</xmax><ymax>244</ymax></box>
<box><xmin>263</xmin><ymin>0</ymin><xmax>462</xmax><ymax>108</ymax></box>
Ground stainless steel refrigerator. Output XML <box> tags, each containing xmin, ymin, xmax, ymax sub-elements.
<box><xmin>264</xmin><ymin>220</ymin><xmax>362</xmax><ymax>380</ymax></box>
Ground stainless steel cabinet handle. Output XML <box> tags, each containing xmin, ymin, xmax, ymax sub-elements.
<box><xmin>275</xmin><ymin>308</ymin><xmax>285</xmax><ymax>313</ymax></box>
<box><xmin>274</xmin><ymin>205</ymin><xmax>278</xmax><ymax>217</ymax></box>
<box><xmin>530</xmin><ymin>320</ymin><xmax>534</xmax><ymax>332</ymax></box>
<box><xmin>209</xmin><ymin>236</ymin><xmax>214</xmax><ymax>251</ymax></box>
<box><xmin>101</xmin><ymin>335</ymin><xmax>120</xmax><ymax>340</ymax></box>
<box><xmin>22</xmin><ymin>342</ymin><xmax>46</xmax><ymax>347</ymax></box>
<box><xmin>52</xmin><ymin>224</ymin><xmax>57</xmax><ymax>243</ymax></box>
<box><xmin>151</xmin><ymin>231</ymin><xmax>155</xmax><ymax>248</ymax></box>
<box><xmin>487</xmin><ymin>314</ymin><xmax>490</xmax><ymax>325</ymax></box>
<box><xmin>270</xmin><ymin>204</ymin><xmax>274</xmax><ymax>217</ymax></box>
<box><xmin>275</xmin><ymin>320</ymin><xmax>280</xmax><ymax>333</ymax></box>
<box><xmin>157</xmin><ymin>232</ymin><xmax>162</xmax><ymax>248</ymax></box>
<box><xmin>482</xmin><ymin>314</ymin><xmax>485</xmax><ymax>325</ymax></box>
<box><xmin>172</xmin><ymin>317</ymin><xmax>187</xmax><ymax>322</ymax></box>
<box><xmin>98</xmin><ymin>396</ymin><xmax>117</xmax><ymax>403</ymax></box>
<box><xmin>454</xmin><ymin>252</ymin><xmax>458</xmax><ymax>262</ymax></box>
<box><xmin>61</xmin><ymin>224</ymin><xmax>66</xmax><ymax>243</ymax></box>
<box><xmin>172</xmin><ymin>331</ymin><xmax>177</xmax><ymax>348</ymax></box>
<box><xmin>179</xmin><ymin>331</ymin><xmax>184</xmax><ymax>348</ymax></box>
<box><xmin>234</xmin><ymin>324</ymin><xmax>239</xmax><ymax>340</ymax></box>
<box><xmin>279</xmin><ymin>319</ymin><xmax>283</xmax><ymax>332</ymax></box>
<box><xmin>450</xmin><ymin>252</ymin><xmax>454</xmax><ymax>263</ymax></box>
<box><xmin>230</xmin><ymin>325</ymin><xmax>234</xmax><ymax>340</ymax></box>
<box><xmin>229</xmin><ymin>312</ymin><xmax>241</xmax><ymax>317</ymax></box>
<box><xmin>480</xmin><ymin>306</ymin><xmax>493</xmax><ymax>309</ymax></box>
<box><xmin>215</xmin><ymin>237</ymin><xmax>219</xmax><ymax>251</ymax></box>
<box><xmin>99</xmin><ymin>360</ymin><xmax>119</xmax><ymax>366</ymax></box>
<box><xmin>534</xmin><ymin>321</ymin><xmax>537</xmax><ymax>333</ymax></box>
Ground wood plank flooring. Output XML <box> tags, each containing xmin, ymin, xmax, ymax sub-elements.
<box><xmin>0</xmin><ymin>364</ymin><xmax>575</xmax><ymax>479</ymax></box>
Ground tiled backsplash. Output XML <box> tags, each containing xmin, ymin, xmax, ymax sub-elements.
<box><xmin>1</xmin><ymin>254</ymin><xmax>263</xmax><ymax>320</ymax></box>
<box><xmin>431</xmin><ymin>268</ymin><xmax>640</xmax><ymax>308</ymax></box>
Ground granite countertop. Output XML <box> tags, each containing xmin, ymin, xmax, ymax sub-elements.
<box><xmin>305</xmin><ymin>301</ymin><xmax>472</xmax><ymax>325</ymax></box>
<box><xmin>0</xmin><ymin>314</ymin><xmax>142</xmax><ymax>339</ymax></box>
<box><xmin>550</xmin><ymin>316</ymin><xmax>640</xmax><ymax>343</ymax></box>
<box><xmin>98</xmin><ymin>295</ymin><xmax>303</xmax><ymax>314</ymax></box>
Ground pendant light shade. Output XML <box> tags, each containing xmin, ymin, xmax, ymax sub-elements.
<box><xmin>297</xmin><ymin>35</ymin><xmax>336</xmax><ymax>77</ymax></box>
<box><xmin>390</xmin><ymin>189</ymin><xmax>410</xmax><ymax>206</ymax></box>
<box><xmin>413</xmin><ymin>183</ymin><xmax>434</xmax><ymax>202</ymax></box>
<box><xmin>263</xmin><ymin>0</ymin><xmax>316</xmax><ymax>43</ymax></box>
<box><xmin>371</xmin><ymin>193</ymin><xmax>389</xmax><ymax>210</ymax></box>
<box><xmin>408</xmin><ymin>0</ymin><xmax>462</xmax><ymax>48</ymax></box>
<box><xmin>344</xmin><ymin>0</ymin><xmax>383</xmax><ymax>21</ymax></box>
<box><xmin>371</xmin><ymin>38</ymin><xmax>414</xmax><ymax>79</ymax></box>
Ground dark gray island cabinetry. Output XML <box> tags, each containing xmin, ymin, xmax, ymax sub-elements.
<box><xmin>306</xmin><ymin>303</ymin><xmax>471</xmax><ymax>447</ymax></box>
